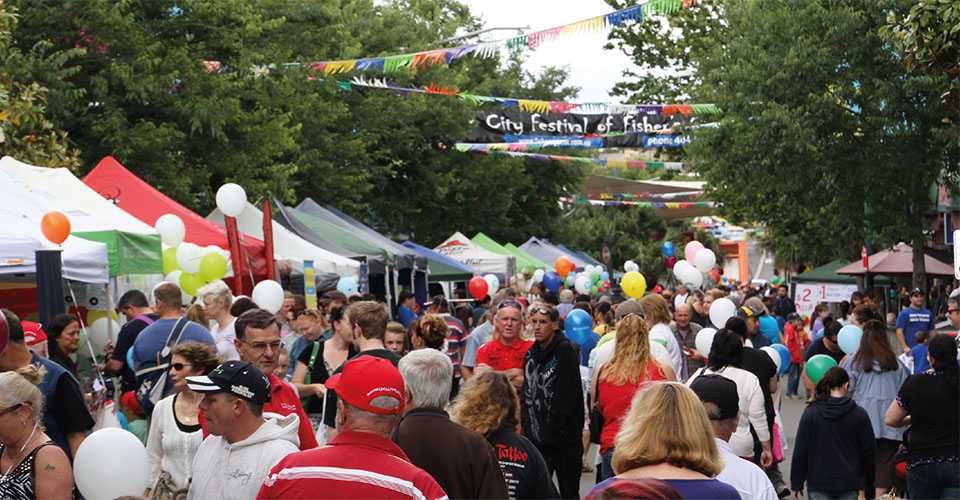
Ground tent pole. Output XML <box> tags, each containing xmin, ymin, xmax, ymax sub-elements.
<box><xmin>105</xmin><ymin>279</ymin><xmax>114</xmax><ymax>343</ymax></box>
<box><xmin>263</xmin><ymin>199</ymin><xmax>276</xmax><ymax>281</ymax></box>
<box><xmin>411</xmin><ymin>269</ymin><xmax>416</xmax><ymax>304</ymax></box>
<box><xmin>224</xmin><ymin>215</ymin><xmax>244</xmax><ymax>296</ymax></box>
<box><xmin>385</xmin><ymin>265</ymin><xmax>394</xmax><ymax>318</ymax></box>
<box><xmin>36</xmin><ymin>249</ymin><xmax>65</xmax><ymax>329</ymax></box>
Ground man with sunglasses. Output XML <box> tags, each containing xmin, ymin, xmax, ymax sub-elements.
<box><xmin>521</xmin><ymin>303</ymin><xmax>584</xmax><ymax>499</ymax></box>
<box><xmin>233</xmin><ymin>308</ymin><xmax>318</xmax><ymax>451</ymax></box>
<box><xmin>474</xmin><ymin>299</ymin><xmax>533</xmax><ymax>390</ymax></box>
<box><xmin>947</xmin><ymin>299</ymin><xmax>960</xmax><ymax>330</ymax></box>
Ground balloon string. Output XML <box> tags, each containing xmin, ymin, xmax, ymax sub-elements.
<box><xmin>65</xmin><ymin>281</ymin><xmax>108</xmax><ymax>402</ymax></box>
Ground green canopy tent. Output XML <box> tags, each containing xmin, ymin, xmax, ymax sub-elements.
<box><xmin>792</xmin><ymin>260</ymin><xmax>891</xmax><ymax>285</ymax></box>
<box><xmin>504</xmin><ymin>243</ymin><xmax>550</xmax><ymax>270</ymax></box>
<box><xmin>286</xmin><ymin>208</ymin><xmax>388</xmax><ymax>271</ymax></box>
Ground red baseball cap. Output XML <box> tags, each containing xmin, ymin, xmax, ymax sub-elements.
<box><xmin>325</xmin><ymin>356</ymin><xmax>404</xmax><ymax>415</ymax></box>
<box><xmin>121</xmin><ymin>391</ymin><xmax>145</xmax><ymax>417</ymax></box>
<box><xmin>21</xmin><ymin>321</ymin><xmax>47</xmax><ymax>346</ymax></box>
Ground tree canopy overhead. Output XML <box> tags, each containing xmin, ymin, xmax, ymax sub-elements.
<box><xmin>7</xmin><ymin>0</ymin><xmax>587</xmax><ymax>246</ymax></box>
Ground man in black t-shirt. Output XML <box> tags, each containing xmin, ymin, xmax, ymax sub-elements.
<box><xmin>105</xmin><ymin>290</ymin><xmax>159</xmax><ymax>393</ymax></box>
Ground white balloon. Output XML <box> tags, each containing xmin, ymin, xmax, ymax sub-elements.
<box><xmin>761</xmin><ymin>346</ymin><xmax>781</xmax><ymax>374</ymax></box>
<box><xmin>695</xmin><ymin>328</ymin><xmax>718</xmax><ymax>359</ymax></box>
<box><xmin>681</xmin><ymin>267</ymin><xmax>704</xmax><ymax>289</ymax></box>
<box><xmin>163</xmin><ymin>271</ymin><xmax>182</xmax><ymax>287</ymax></box>
<box><xmin>575</xmin><ymin>275</ymin><xmax>592</xmax><ymax>295</ymax></box>
<box><xmin>673</xmin><ymin>259</ymin><xmax>694</xmax><ymax>277</ymax></box>
<box><xmin>252</xmin><ymin>280</ymin><xmax>285</xmax><ymax>314</ymax></box>
<box><xmin>694</xmin><ymin>248</ymin><xmax>717</xmax><ymax>273</ymax></box>
<box><xmin>216</xmin><ymin>183</ymin><xmax>247</xmax><ymax>217</ymax></box>
<box><xmin>154</xmin><ymin>214</ymin><xmax>185</xmax><ymax>248</ymax></box>
<box><xmin>484</xmin><ymin>274</ymin><xmax>500</xmax><ymax>296</ymax></box>
<box><xmin>82</xmin><ymin>317</ymin><xmax>119</xmax><ymax>358</ymax></box>
<box><xmin>74</xmin><ymin>428</ymin><xmax>149</xmax><ymax>500</ymax></box>
<box><xmin>709</xmin><ymin>298</ymin><xmax>737</xmax><ymax>329</ymax></box>
<box><xmin>624</xmin><ymin>260</ymin><xmax>636</xmax><ymax>272</ymax></box>
<box><xmin>203</xmin><ymin>244</ymin><xmax>222</xmax><ymax>255</ymax></box>
<box><xmin>628</xmin><ymin>263</ymin><xmax>640</xmax><ymax>273</ymax></box>
<box><xmin>175</xmin><ymin>243</ymin><xmax>203</xmax><ymax>274</ymax></box>
<box><xmin>532</xmin><ymin>269</ymin><xmax>545</xmax><ymax>283</ymax></box>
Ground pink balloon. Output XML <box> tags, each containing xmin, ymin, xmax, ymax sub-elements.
<box><xmin>684</xmin><ymin>241</ymin><xmax>705</xmax><ymax>262</ymax></box>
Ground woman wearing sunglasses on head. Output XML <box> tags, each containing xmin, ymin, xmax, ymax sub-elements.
<box><xmin>143</xmin><ymin>341</ymin><xmax>220</xmax><ymax>499</ymax></box>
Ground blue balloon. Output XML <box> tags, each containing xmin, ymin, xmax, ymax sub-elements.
<box><xmin>600</xmin><ymin>271</ymin><xmax>610</xmax><ymax>281</ymax></box>
<box><xmin>815</xmin><ymin>328</ymin><xmax>824</xmax><ymax>340</ymax></box>
<box><xmin>543</xmin><ymin>270</ymin><xmax>562</xmax><ymax>292</ymax></box>
<box><xmin>127</xmin><ymin>347</ymin><xmax>136</xmax><ymax>371</ymax></box>
<box><xmin>837</xmin><ymin>325</ymin><xmax>863</xmax><ymax>355</ymax></box>
<box><xmin>662</xmin><ymin>241</ymin><xmax>675</xmax><ymax>257</ymax></box>
<box><xmin>337</xmin><ymin>277</ymin><xmax>359</xmax><ymax>295</ymax></box>
<box><xmin>565</xmin><ymin>309</ymin><xmax>593</xmax><ymax>345</ymax></box>
<box><xmin>770</xmin><ymin>343</ymin><xmax>791</xmax><ymax>376</ymax></box>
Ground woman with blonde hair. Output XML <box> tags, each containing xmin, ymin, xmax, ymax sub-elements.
<box><xmin>0</xmin><ymin>365</ymin><xmax>76</xmax><ymax>499</ymax></box>
<box><xmin>185</xmin><ymin>304</ymin><xmax>208</xmax><ymax>330</ymax></box>
<box><xmin>144</xmin><ymin>342</ymin><xmax>220</xmax><ymax>499</ymax></box>
<box><xmin>450</xmin><ymin>372</ymin><xmax>557</xmax><ymax>500</ymax></box>
<box><xmin>592</xmin><ymin>313</ymin><xmax>673</xmax><ymax>480</ymax></box>
<box><xmin>590</xmin><ymin>382</ymin><xmax>740</xmax><ymax>500</ymax></box>
<box><xmin>638</xmin><ymin>294</ymin><xmax>683</xmax><ymax>379</ymax></box>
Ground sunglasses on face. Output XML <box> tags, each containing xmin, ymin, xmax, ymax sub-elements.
<box><xmin>171</xmin><ymin>362</ymin><xmax>188</xmax><ymax>371</ymax></box>
<box><xmin>949</xmin><ymin>309</ymin><xmax>960</xmax><ymax>314</ymax></box>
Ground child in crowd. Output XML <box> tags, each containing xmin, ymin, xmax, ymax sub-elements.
<box><xmin>385</xmin><ymin>321</ymin><xmax>406</xmax><ymax>355</ymax></box>
<box><xmin>911</xmin><ymin>331</ymin><xmax>930</xmax><ymax>374</ymax></box>
<box><xmin>275</xmin><ymin>346</ymin><xmax>291</xmax><ymax>382</ymax></box>
<box><xmin>120</xmin><ymin>391</ymin><xmax>148</xmax><ymax>446</ymax></box>
<box><xmin>784</xmin><ymin>313</ymin><xmax>808</xmax><ymax>399</ymax></box>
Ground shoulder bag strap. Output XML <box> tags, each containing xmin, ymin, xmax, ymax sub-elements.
<box><xmin>304</xmin><ymin>341</ymin><xmax>322</xmax><ymax>385</ymax></box>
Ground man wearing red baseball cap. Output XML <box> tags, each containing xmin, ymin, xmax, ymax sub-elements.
<box><xmin>256</xmin><ymin>356</ymin><xmax>447</xmax><ymax>500</ymax></box>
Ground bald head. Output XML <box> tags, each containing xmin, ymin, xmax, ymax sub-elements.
<box><xmin>675</xmin><ymin>303</ymin><xmax>692</xmax><ymax>329</ymax></box>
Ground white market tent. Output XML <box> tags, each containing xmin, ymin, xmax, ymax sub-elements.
<box><xmin>433</xmin><ymin>232</ymin><xmax>515</xmax><ymax>282</ymax></box>
<box><xmin>0</xmin><ymin>157</ymin><xmax>156</xmax><ymax>233</ymax></box>
<box><xmin>207</xmin><ymin>203</ymin><xmax>361</xmax><ymax>280</ymax></box>
<box><xmin>0</xmin><ymin>171</ymin><xmax>109</xmax><ymax>283</ymax></box>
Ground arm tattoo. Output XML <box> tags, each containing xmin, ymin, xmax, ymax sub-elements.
<box><xmin>44</xmin><ymin>464</ymin><xmax>56</xmax><ymax>471</ymax></box>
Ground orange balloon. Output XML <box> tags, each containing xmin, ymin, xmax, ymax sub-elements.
<box><xmin>555</xmin><ymin>256</ymin><xmax>572</xmax><ymax>277</ymax></box>
<box><xmin>41</xmin><ymin>211</ymin><xmax>71</xmax><ymax>245</ymax></box>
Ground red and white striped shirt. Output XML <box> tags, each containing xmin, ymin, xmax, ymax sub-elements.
<box><xmin>256</xmin><ymin>430</ymin><xmax>448</xmax><ymax>500</ymax></box>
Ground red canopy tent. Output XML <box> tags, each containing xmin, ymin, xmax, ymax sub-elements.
<box><xmin>836</xmin><ymin>243</ymin><xmax>955</xmax><ymax>277</ymax></box>
<box><xmin>83</xmin><ymin>156</ymin><xmax>267</xmax><ymax>292</ymax></box>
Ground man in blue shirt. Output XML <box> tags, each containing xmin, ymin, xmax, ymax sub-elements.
<box><xmin>132</xmin><ymin>283</ymin><xmax>215</xmax><ymax>415</ymax></box>
<box><xmin>895</xmin><ymin>288</ymin><xmax>935</xmax><ymax>355</ymax></box>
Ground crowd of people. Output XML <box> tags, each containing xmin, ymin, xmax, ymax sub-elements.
<box><xmin>0</xmin><ymin>274</ymin><xmax>957</xmax><ymax>500</ymax></box>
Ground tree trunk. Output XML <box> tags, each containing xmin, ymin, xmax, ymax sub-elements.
<box><xmin>912</xmin><ymin>236</ymin><xmax>927</xmax><ymax>293</ymax></box>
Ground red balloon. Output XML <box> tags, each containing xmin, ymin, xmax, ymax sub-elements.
<box><xmin>555</xmin><ymin>257</ymin><xmax>572</xmax><ymax>277</ymax></box>
<box><xmin>41</xmin><ymin>211</ymin><xmax>71</xmax><ymax>245</ymax></box>
<box><xmin>664</xmin><ymin>255</ymin><xmax>678</xmax><ymax>269</ymax></box>
<box><xmin>709</xmin><ymin>268</ymin><xmax>720</xmax><ymax>283</ymax></box>
<box><xmin>653</xmin><ymin>285</ymin><xmax>664</xmax><ymax>293</ymax></box>
<box><xmin>468</xmin><ymin>276</ymin><xmax>488</xmax><ymax>300</ymax></box>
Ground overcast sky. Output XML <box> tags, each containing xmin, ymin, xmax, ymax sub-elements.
<box><xmin>458</xmin><ymin>0</ymin><xmax>640</xmax><ymax>102</ymax></box>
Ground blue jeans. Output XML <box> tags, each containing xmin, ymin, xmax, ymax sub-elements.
<box><xmin>786</xmin><ymin>362</ymin><xmax>801</xmax><ymax>395</ymax></box>
<box><xmin>601</xmin><ymin>448</ymin><xmax>615</xmax><ymax>481</ymax></box>
<box><xmin>808</xmin><ymin>491</ymin><xmax>857</xmax><ymax>500</ymax></box>
<box><xmin>907</xmin><ymin>461</ymin><xmax>960</xmax><ymax>500</ymax></box>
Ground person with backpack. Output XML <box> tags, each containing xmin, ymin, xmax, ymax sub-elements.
<box><xmin>291</xmin><ymin>306</ymin><xmax>355</xmax><ymax>433</ymax></box>
<box><xmin>132</xmin><ymin>283</ymin><xmax>215</xmax><ymax>417</ymax></box>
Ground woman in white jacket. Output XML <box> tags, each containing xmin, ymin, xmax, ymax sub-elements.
<box><xmin>144</xmin><ymin>341</ymin><xmax>220</xmax><ymax>498</ymax></box>
<box><xmin>686</xmin><ymin>329</ymin><xmax>771</xmax><ymax>459</ymax></box>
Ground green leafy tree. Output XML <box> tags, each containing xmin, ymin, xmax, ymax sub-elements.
<box><xmin>686</xmin><ymin>0</ymin><xmax>958</xmax><ymax>290</ymax></box>
<box><xmin>0</xmin><ymin>4</ymin><xmax>83</xmax><ymax>170</ymax></box>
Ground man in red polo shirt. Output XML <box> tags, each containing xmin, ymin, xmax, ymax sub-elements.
<box><xmin>234</xmin><ymin>308</ymin><xmax>318</xmax><ymax>450</ymax></box>
<box><xmin>475</xmin><ymin>300</ymin><xmax>533</xmax><ymax>390</ymax></box>
<box><xmin>256</xmin><ymin>356</ymin><xmax>447</xmax><ymax>500</ymax></box>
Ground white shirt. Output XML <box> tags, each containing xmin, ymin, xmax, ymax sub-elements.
<box><xmin>650</xmin><ymin>323</ymin><xmax>683</xmax><ymax>380</ymax></box>
<box><xmin>687</xmin><ymin>366</ymin><xmax>769</xmax><ymax>456</ymax></box>
<box><xmin>715</xmin><ymin>438</ymin><xmax>778</xmax><ymax>500</ymax></box>
<box><xmin>674</xmin><ymin>292</ymin><xmax>689</xmax><ymax>310</ymax></box>
<box><xmin>212</xmin><ymin>318</ymin><xmax>240</xmax><ymax>361</ymax></box>
<box><xmin>146</xmin><ymin>395</ymin><xmax>204</xmax><ymax>490</ymax></box>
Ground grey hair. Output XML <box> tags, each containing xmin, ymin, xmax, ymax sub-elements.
<box><xmin>197</xmin><ymin>280</ymin><xmax>233</xmax><ymax>309</ymax></box>
<box><xmin>340</xmin><ymin>400</ymin><xmax>400</xmax><ymax>435</ymax></box>
<box><xmin>398</xmin><ymin>349</ymin><xmax>453</xmax><ymax>409</ymax></box>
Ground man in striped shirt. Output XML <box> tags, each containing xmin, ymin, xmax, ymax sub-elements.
<box><xmin>256</xmin><ymin>356</ymin><xmax>448</xmax><ymax>500</ymax></box>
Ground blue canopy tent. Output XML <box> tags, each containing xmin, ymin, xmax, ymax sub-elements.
<box><xmin>519</xmin><ymin>237</ymin><xmax>592</xmax><ymax>271</ymax></box>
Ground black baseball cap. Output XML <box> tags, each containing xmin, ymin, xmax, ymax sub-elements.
<box><xmin>909</xmin><ymin>288</ymin><xmax>923</xmax><ymax>297</ymax></box>
<box><xmin>186</xmin><ymin>360</ymin><xmax>272</xmax><ymax>404</ymax></box>
<box><xmin>689</xmin><ymin>374</ymin><xmax>739</xmax><ymax>420</ymax></box>
<box><xmin>786</xmin><ymin>312</ymin><xmax>802</xmax><ymax>323</ymax></box>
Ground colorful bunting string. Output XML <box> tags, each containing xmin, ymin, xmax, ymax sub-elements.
<box><xmin>451</xmin><ymin>144</ymin><xmax>686</xmax><ymax>171</ymax></box>
<box><xmin>588</xmin><ymin>191</ymin><xmax>704</xmax><ymax>200</ymax></box>
<box><xmin>560</xmin><ymin>197</ymin><xmax>714</xmax><ymax>208</ymax></box>
<box><xmin>210</xmin><ymin>0</ymin><xmax>703</xmax><ymax>77</ymax></box>
<box><xmin>333</xmin><ymin>76</ymin><xmax>721</xmax><ymax>116</ymax></box>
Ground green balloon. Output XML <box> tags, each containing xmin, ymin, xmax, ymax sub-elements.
<box><xmin>805</xmin><ymin>354</ymin><xmax>838</xmax><ymax>384</ymax></box>
<box><xmin>198</xmin><ymin>252</ymin><xmax>227</xmax><ymax>281</ymax></box>
<box><xmin>179</xmin><ymin>272</ymin><xmax>204</xmax><ymax>296</ymax></box>
<box><xmin>162</xmin><ymin>247</ymin><xmax>180</xmax><ymax>275</ymax></box>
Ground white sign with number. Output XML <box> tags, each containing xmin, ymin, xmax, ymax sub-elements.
<box><xmin>794</xmin><ymin>283</ymin><xmax>860</xmax><ymax>318</ymax></box>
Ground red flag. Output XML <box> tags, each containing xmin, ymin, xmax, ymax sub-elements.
<box><xmin>263</xmin><ymin>199</ymin><xmax>275</xmax><ymax>281</ymax></box>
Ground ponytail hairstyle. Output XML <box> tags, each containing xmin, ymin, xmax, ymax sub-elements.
<box><xmin>928</xmin><ymin>334</ymin><xmax>959</xmax><ymax>394</ymax></box>
<box><xmin>810</xmin><ymin>366</ymin><xmax>849</xmax><ymax>404</ymax></box>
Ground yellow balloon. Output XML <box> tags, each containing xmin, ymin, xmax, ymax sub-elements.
<box><xmin>86</xmin><ymin>309</ymin><xmax>118</xmax><ymax>325</ymax></box>
<box><xmin>622</xmin><ymin>271</ymin><xmax>647</xmax><ymax>299</ymax></box>
<box><xmin>162</xmin><ymin>247</ymin><xmax>180</xmax><ymax>275</ymax></box>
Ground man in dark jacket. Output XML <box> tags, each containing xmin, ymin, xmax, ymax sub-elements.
<box><xmin>522</xmin><ymin>303</ymin><xmax>584</xmax><ymax>500</ymax></box>
<box><xmin>393</xmin><ymin>349</ymin><xmax>508</xmax><ymax>499</ymax></box>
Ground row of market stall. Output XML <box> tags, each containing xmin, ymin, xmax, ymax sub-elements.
<box><xmin>0</xmin><ymin>155</ymin><xmax>602</xmax><ymax>323</ymax></box>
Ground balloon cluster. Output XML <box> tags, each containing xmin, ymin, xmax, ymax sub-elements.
<box><xmin>661</xmin><ymin>240</ymin><xmax>718</xmax><ymax>291</ymax></box>
<box><xmin>156</xmin><ymin>183</ymin><xmax>247</xmax><ymax>303</ymax></box>
<box><xmin>468</xmin><ymin>274</ymin><xmax>501</xmax><ymax>300</ymax></box>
